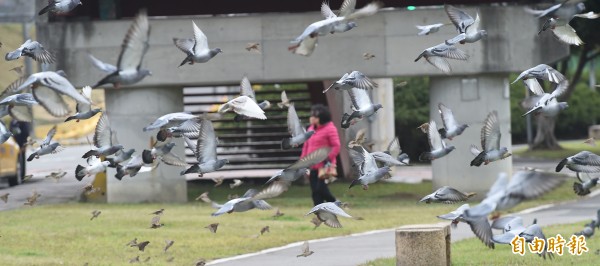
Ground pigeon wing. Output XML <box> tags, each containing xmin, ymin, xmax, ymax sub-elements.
<box><xmin>88</xmin><ymin>54</ymin><xmax>117</xmax><ymax>73</ymax></box>
<box><xmin>552</xmin><ymin>24</ymin><xmax>583</xmax><ymax>46</ymax></box>
<box><xmin>481</xmin><ymin>111</ymin><xmax>501</xmax><ymax>151</ymax></box>
<box><xmin>192</xmin><ymin>21</ymin><xmax>210</xmax><ymax>55</ymax></box>
<box><xmin>287</xmin><ymin>104</ymin><xmax>305</xmax><ymax>137</ymax></box>
<box><xmin>116</xmin><ymin>10</ymin><xmax>150</xmax><ymax>72</ymax></box>
<box><xmin>239</xmin><ymin>75</ymin><xmax>255</xmax><ymax>101</ymax></box>
<box><xmin>438</xmin><ymin>103</ymin><xmax>460</xmax><ymax>132</ymax></box>
<box><xmin>287</xmin><ymin>147</ymin><xmax>330</xmax><ymax>170</ymax></box>
<box><xmin>32</xmin><ymin>86</ymin><xmax>70</xmax><ymax>117</ymax></box>
<box><xmin>94</xmin><ymin>112</ymin><xmax>113</xmax><ymax>148</ymax></box>
<box><xmin>196</xmin><ymin>119</ymin><xmax>217</xmax><ymax>163</ymax></box>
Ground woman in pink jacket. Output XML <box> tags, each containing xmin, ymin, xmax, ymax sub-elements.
<box><xmin>301</xmin><ymin>104</ymin><xmax>341</xmax><ymax>206</ymax></box>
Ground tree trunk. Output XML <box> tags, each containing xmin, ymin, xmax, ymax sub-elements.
<box><xmin>531</xmin><ymin>115</ymin><xmax>561</xmax><ymax>150</ymax></box>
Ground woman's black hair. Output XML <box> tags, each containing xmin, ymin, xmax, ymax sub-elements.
<box><xmin>311</xmin><ymin>104</ymin><xmax>331</xmax><ymax>124</ymax></box>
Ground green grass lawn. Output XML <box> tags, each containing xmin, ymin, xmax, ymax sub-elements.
<box><xmin>0</xmin><ymin>179</ymin><xmax>583</xmax><ymax>265</ymax></box>
<box><xmin>514</xmin><ymin>139</ymin><xmax>600</xmax><ymax>160</ymax></box>
<box><xmin>361</xmin><ymin>221</ymin><xmax>600</xmax><ymax>266</ymax></box>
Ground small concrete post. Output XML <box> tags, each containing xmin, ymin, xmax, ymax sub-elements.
<box><xmin>396</xmin><ymin>223</ymin><xmax>451</xmax><ymax>266</ymax></box>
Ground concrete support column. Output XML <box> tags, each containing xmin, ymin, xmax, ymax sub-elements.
<box><xmin>429</xmin><ymin>75</ymin><xmax>512</xmax><ymax>195</ymax></box>
<box><xmin>396</xmin><ymin>223</ymin><xmax>451</xmax><ymax>266</ymax></box>
<box><xmin>324</xmin><ymin>78</ymin><xmax>394</xmax><ymax>179</ymax></box>
<box><xmin>104</xmin><ymin>87</ymin><xmax>187</xmax><ymax>203</ymax></box>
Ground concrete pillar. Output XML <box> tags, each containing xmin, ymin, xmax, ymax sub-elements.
<box><xmin>396</xmin><ymin>223</ymin><xmax>451</xmax><ymax>266</ymax></box>
<box><xmin>429</xmin><ymin>75</ymin><xmax>512</xmax><ymax>195</ymax></box>
<box><xmin>104</xmin><ymin>87</ymin><xmax>187</xmax><ymax>203</ymax></box>
<box><xmin>324</xmin><ymin>78</ymin><xmax>394</xmax><ymax>179</ymax></box>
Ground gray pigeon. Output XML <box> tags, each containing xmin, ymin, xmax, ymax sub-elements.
<box><xmin>556</xmin><ymin>151</ymin><xmax>600</xmax><ymax>173</ymax></box>
<box><xmin>419</xmin><ymin>121</ymin><xmax>455</xmax><ymax>161</ymax></box>
<box><xmin>27</xmin><ymin>126</ymin><xmax>64</xmax><ymax>161</ymax></box>
<box><xmin>445</xmin><ymin>11</ymin><xmax>487</xmax><ymax>45</ymax></box>
<box><xmin>349</xmin><ymin>146</ymin><xmax>392</xmax><ymax>190</ymax></box>
<box><xmin>289</xmin><ymin>1</ymin><xmax>382</xmax><ymax>56</ymax></box>
<box><xmin>106</xmin><ymin>148</ymin><xmax>135</xmax><ymax>168</ymax></box>
<box><xmin>524</xmin><ymin>0</ymin><xmax>585</xmax><ymax>19</ymax></box>
<box><xmin>383</xmin><ymin>136</ymin><xmax>410</xmax><ymax>165</ymax></box>
<box><xmin>464</xmin><ymin>170</ymin><xmax>565</xmax><ymax>217</ymax></box>
<box><xmin>114</xmin><ymin>154</ymin><xmax>157</xmax><ymax>180</ymax></box>
<box><xmin>470</xmin><ymin>111</ymin><xmax>511</xmax><ymax>166</ymax></box>
<box><xmin>0</xmin><ymin>121</ymin><xmax>12</xmax><ymax>145</ymax></box>
<box><xmin>82</xmin><ymin>113</ymin><xmax>124</xmax><ymax>158</ymax></box>
<box><xmin>512</xmin><ymin>64</ymin><xmax>566</xmax><ymax>85</ymax></box>
<box><xmin>232</xmin><ymin>76</ymin><xmax>271</xmax><ymax>122</ymax></box>
<box><xmin>143</xmin><ymin>112</ymin><xmax>198</xmax><ymax>132</ymax></box>
<box><xmin>444</xmin><ymin>4</ymin><xmax>475</xmax><ymax>34</ymax></box>
<box><xmin>142</xmin><ymin>142</ymin><xmax>187</xmax><ymax>166</ymax></box>
<box><xmin>453</xmin><ymin>214</ymin><xmax>495</xmax><ymax>249</ymax></box>
<box><xmin>93</xmin><ymin>10</ymin><xmax>151</xmax><ymax>88</ymax></box>
<box><xmin>320</xmin><ymin>0</ymin><xmax>359</xmax><ymax>34</ymax></box>
<box><xmin>211</xmin><ymin>189</ymin><xmax>272</xmax><ymax>216</ymax></box>
<box><xmin>0</xmin><ymin>78</ymin><xmax>34</xmax><ymax>122</ymax></box>
<box><xmin>437</xmin><ymin>203</ymin><xmax>470</xmax><ymax>222</ymax></box>
<box><xmin>521</xmin><ymin>80</ymin><xmax>569</xmax><ymax>117</ymax></box>
<box><xmin>38</xmin><ymin>0</ymin><xmax>82</xmax><ymax>15</ymax></box>
<box><xmin>573</xmin><ymin>177</ymin><xmax>599</xmax><ymax>196</ymax></box>
<box><xmin>5</xmin><ymin>39</ymin><xmax>55</xmax><ymax>64</ymax></box>
<box><xmin>65</xmin><ymin>86</ymin><xmax>102</xmax><ymax>122</ymax></box>
<box><xmin>17</xmin><ymin>71</ymin><xmax>91</xmax><ymax>106</ymax></box>
<box><xmin>305</xmin><ymin>201</ymin><xmax>353</xmax><ymax>228</ymax></box>
<box><xmin>157</xmin><ymin>118</ymin><xmax>201</xmax><ymax>142</ymax></box>
<box><xmin>414</xmin><ymin>42</ymin><xmax>468</xmax><ymax>74</ymax></box>
<box><xmin>0</xmin><ymin>93</ymin><xmax>38</xmax><ymax>107</ymax></box>
<box><xmin>416</xmin><ymin>23</ymin><xmax>446</xmax><ymax>36</ymax></box>
<box><xmin>253</xmin><ymin>147</ymin><xmax>331</xmax><ymax>200</ymax></box>
<box><xmin>282</xmin><ymin>104</ymin><xmax>314</xmax><ymax>150</ymax></box>
<box><xmin>324</xmin><ymin>71</ymin><xmax>378</xmax><ymax>93</ymax></box>
<box><xmin>341</xmin><ymin>87</ymin><xmax>382</xmax><ymax>129</ymax></box>
<box><xmin>437</xmin><ymin>103</ymin><xmax>468</xmax><ymax>140</ymax></box>
<box><xmin>575</xmin><ymin>220</ymin><xmax>596</xmax><ymax>238</ymax></box>
<box><xmin>419</xmin><ymin>186</ymin><xmax>476</xmax><ymax>204</ymax></box>
<box><xmin>180</xmin><ymin>120</ymin><xmax>228</xmax><ymax>177</ymax></box>
<box><xmin>519</xmin><ymin>224</ymin><xmax>554</xmax><ymax>260</ymax></box>
<box><xmin>173</xmin><ymin>21</ymin><xmax>222</xmax><ymax>66</ymax></box>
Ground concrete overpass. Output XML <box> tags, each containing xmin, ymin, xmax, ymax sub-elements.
<box><xmin>34</xmin><ymin>0</ymin><xmax>569</xmax><ymax>202</ymax></box>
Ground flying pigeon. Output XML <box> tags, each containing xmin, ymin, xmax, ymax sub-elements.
<box><xmin>143</xmin><ymin>112</ymin><xmax>198</xmax><ymax>132</ymax></box>
<box><xmin>75</xmin><ymin>156</ymin><xmax>111</xmax><ymax>181</ymax></box>
<box><xmin>538</xmin><ymin>17</ymin><xmax>583</xmax><ymax>46</ymax></box>
<box><xmin>93</xmin><ymin>10</ymin><xmax>152</xmax><ymax>88</ymax></box>
<box><xmin>218</xmin><ymin>95</ymin><xmax>267</xmax><ymax>120</ymax></box>
<box><xmin>38</xmin><ymin>0</ymin><xmax>82</xmax><ymax>16</ymax></box>
<box><xmin>232</xmin><ymin>76</ymin><xmax>270</xmax><ymax>122</ymax></box>
<box><xmin>27</xmin><ymin>126</ymin><xmax>64</xmax><ymax>161</ymax></box>
<box><xmin>444</xmin><ymin>5</ymin><xmax>475</xmax><ymax>34</ymax></box>
<box><xmin>416</xmin><ymin>23</ymin><xmax>446</xmax><ymax>36</ymax></box>
<box><xmin>289</xmin><ymin>1</ymin><xmax>382</xmax><ymax>56</ymax></box>
<box><xmin>180</xmin><ymin>120</ymin><xmax>228</xmax><ymax>177</ymax></box>
<box><xmin>419</xmin><ymin>186</ymin><xmax>476</xmax><ymax>204</ymax></box>
<box><xmin>211</xmin><ymin>189</ymin><xmax>272</xmax><ymax>216</ymax></box>
<box><xmin>82</xmin><ymin>113</ymin><xmax>124</xmax><ymax>158</ymax></box>
<box><xmin>512</xmin><ymin>64</ymin><xmax>566</xmax><ymax>85</ymax></box>
<box><xmin>573</xmin><ymin>177</ymin><xmax>599</xmax><ymax>196</ymax></box>
<box><xmin>414</xmin><ymin>42</ymin><xmax>468</xmax><ymax>74</ymax></box>
<box><xmin>470</xmin><ymin>111</ymin><xmax>512</xmax><ymax>166</ymax></box>
<box><xmin>445</xmin><ymin>12</ymin><xmax>487</xmax><ymax>45</ymax></box>
<box><xmin>64</xmin><ymin>86</ymin><xmax>102</xmax><ymax>122</ymax></box>
<box><xmin>278</xmin><ymin>91</ymin><xmax>291</xmax><ymax>108</ymax></box>
<box><xmin>349</xmin><ymin>146</ymin><xmax>392</xmax><ymax>190</ymax></box>
<box><xmin>5</xmin><ymin>39</ymin><xmax>55</xmax><ymax>64</ymax></box>
<box><xmin>437</xmin><ymin>103</ymin><xmax>468</xmax><ymax>140</ymax></box>
<box><xmin>305</xmin><ymin>201</ymin><xmax>353</xmax><ymax>228</ymax></box>
<box><xmin>282</xmin><ymin>103</ymin><xmax>314</xmax><ymax>150</ymax></box>
<box><xmin>324</xmin><ymin>71</ymin><xmax>378</xmax><ymax>93</ymax></box>
<box><xmin>521</xmin><ymin>79</ymin><xmax>569</xmax><ymax>117</ymax></box>
<box><xmin>173</xmin><ymin>21</ymin><xmax>222</xmax><ymax>66</ymax></box>
<box><xmin>419</xmin><ymin>121</ymin><xmax>455</xmax><ymax>161</ymax></box>
<box><xmin>142</xmin><ymin>142</ymin><xmax>187</xmax><ymax>166</ymax></box>
<box><xmin>156</xmin><ymin>118</ymin><xmax>201</xmax><ymax>142</ymax></box>
<box><xmin>341</xmin><ymin>87</ymin><xmax>382</xmax><ymax>129</ymax></box>
<box><xmin>556</xmin><ymin>151</ymin><xmax>600</xmax><ymax>173</ymax></box>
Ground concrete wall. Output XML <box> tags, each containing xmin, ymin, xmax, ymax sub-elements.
<box><xmin>37</xmin><ymin>5</ymin><xmax>569</xmax><ymax>88</ymax></box>
<box><xmin>429</xmin><ymin>75</ymin><xmax>512</xmax><ymax>195</ymax></box>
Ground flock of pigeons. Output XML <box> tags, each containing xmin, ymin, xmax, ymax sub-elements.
<box><xmin>0</xmin><ymin>0</ymin><xmax>599</xmax><ymax>262</ymax></box>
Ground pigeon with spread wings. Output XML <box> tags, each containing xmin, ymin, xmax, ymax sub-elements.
<box><xmin>82</xmin><ymin>113</ymin><xmax>124</xmax><ymax>158</ymax></box>
<box><xmin>470</xmin><ymin>111</ymin><xmax>511</xmax><ymax>166</ymax></box>
<box><xmin>93</xmin><ymin>10</ymin><xmax>151</xmax><ymax>88</ymax></box>
<box><xmin>282</xmin><ymin>103</ymin><xmax>314</xmax><ymax>150</ymax></box>
<box><xmin>181</xmin><ymin>120</ymin><xmax>228</xmax><ymax>177</ymax></box>
<box><xmin>27</xmin><ymin>125</ymin><xmax>64</xmax><ymax>161</ymax></box>
<box><xmin>173</xmin><ymin>21</ymin><xmax>222</xmax><ymax>66</ymax></box>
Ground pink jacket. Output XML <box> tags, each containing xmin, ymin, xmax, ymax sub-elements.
<box><xmin>300</xmin><ymin>121</ymin><xmax>341</xmax><ymax>170</ymax></box>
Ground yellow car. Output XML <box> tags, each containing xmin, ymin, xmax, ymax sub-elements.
<box><xmin>0</xmin><ymin>137</ymin><xmax>23</xmax><ymax>186</ymax></box>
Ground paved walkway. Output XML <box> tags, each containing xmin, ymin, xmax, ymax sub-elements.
<box><xmin>208</xmin><ymin>192</ymin><xmax>600</xmax><ymax>266</ymax></box>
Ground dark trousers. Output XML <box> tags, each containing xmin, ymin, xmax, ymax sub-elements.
<box><xmin>309</xmin><ymin>169</ymin><xmax>336</xmax><ymax>206</ymax></box>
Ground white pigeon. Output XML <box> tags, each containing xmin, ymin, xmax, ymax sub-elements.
<box><xmin>75</xmin><ymin>156</ymin><xmax>111</xmax><ymax>181</ymax></box>
<box><xmin>218</xmin><ymin>95</ymin><xmax>267</xmax><ymax>120</ymax></box>
<box><xmin>143</xmin><ymin>112</ymin><xmax>198</xmax><ymax>132</ymax></box>
<box><xmin>416</xmin><ymin>23</ymin><xmax>446</xmax><ymax>36</ymax></box>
